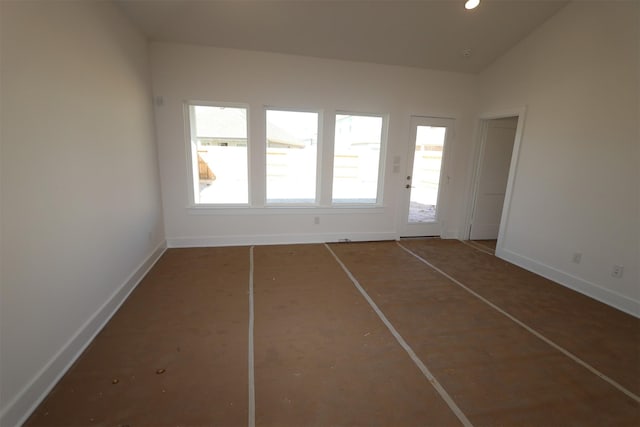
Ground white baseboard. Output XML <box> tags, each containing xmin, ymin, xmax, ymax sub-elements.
<box><xmin>167</xmin><ymin>231</ymin><xmax>397</xmax><ymax>248</ymax></box>
<box><xmin>497</xmin><ymin>247</ymin><xmax>640</xmax><ymax>318</ymax></box>
<box><xmin>469</xmin><ymin>223</ymin><xmax>499</xmax><ymax>240</ymax></box>
<box><xmin>442</xmin><ymin>229</ymin><xmax>460</xmax><ymax>239</ymax></box>
<box><xmin>0</xmin><ymin>241</ymin><xmax>167</xmax><ymax>427</ymax></box>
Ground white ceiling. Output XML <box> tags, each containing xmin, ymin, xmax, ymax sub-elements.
<box><xmin>116</xmin><ymin>0</ymin><xmax>568</xmax><ymax>74</ymax></box>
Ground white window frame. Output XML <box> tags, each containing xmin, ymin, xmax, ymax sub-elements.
<box><xmin>331</xmin><ymin>111</ymin><xmax>388</xmax><ymax>207</ymax></box>
<box><xmin>264</xmin><ymin>106</ymin><xmax>323</xmax><ymax>207</ymax></box>
<box><xmin>183</xmin><ymin>102</ymin><xmax>388</xmax><ymax>214</ymax></box>
<box><xmin>185</xmin><ymin>101</ymin><xmax>251</xmax><ymax>207</ymax></box>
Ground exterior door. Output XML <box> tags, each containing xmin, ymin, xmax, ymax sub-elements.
<box><xmin>399</xmin><ymin>116</ymin><xmax>453</xmax><ymax>237</ymax></box>
<box><xmin>469</xmin><ymin>117</ymin><xmax>517</xmax><ymax>239</ymax></box>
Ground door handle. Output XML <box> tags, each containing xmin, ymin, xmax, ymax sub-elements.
<box><xmin>405</xmin><ymin>184</ymin><xmax>414</xmax><ymax>189</ymax></box>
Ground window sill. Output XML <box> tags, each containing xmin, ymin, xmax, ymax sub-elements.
<box><xmin>186</xmin><ymin>204</ymin><xmax>386</xmax><ymax>215</ymax></box>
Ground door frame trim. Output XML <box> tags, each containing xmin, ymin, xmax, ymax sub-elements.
<box><xmin>397</xmin><ymin>115</ymin><xmax>455</xmax><ymax>239</ymax></box>
<box><xmin>464</xmin><ymin>106</ymin><xmax>527</xmax><ymax>254</ymax></box>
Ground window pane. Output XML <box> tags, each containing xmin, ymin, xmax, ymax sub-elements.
<box><xmin>332</xmin><ymin>114</ymin><xmax>383</xmax><ymax>204</ymax></box>
<box><xmin>266</xmin><ymin>110</ymin><xmax>319</xmax><ymax>204</ymax></box>
<box><xmin>190</xmin><ymin>105</ymin><xmax>248</xmax><ymax>204</ymax></box>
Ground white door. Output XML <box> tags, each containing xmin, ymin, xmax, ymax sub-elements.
<box><xmin>469</xmin><ymin>117</ymin><xmax>517</xmax><ymax>240</ymax></box>
<box><xmin>399</xmin><ymin>116</ymin><xmax>453</xmax><ymax>237</ymax></box>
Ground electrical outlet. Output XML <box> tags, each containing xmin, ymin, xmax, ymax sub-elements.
<box><xmin>314</xmin><ymin>216</ymin><xmax>320</xmax><ymax>225</ymax></box>
<box><xmin>572</xmin><ymin>252</ymin><xmax>582</xmax><ymax>264</ymax></box>
<box><xmin>611</xmin><ymin>265</ymin><xmax>624</xmax><ymax>278</ymax></box>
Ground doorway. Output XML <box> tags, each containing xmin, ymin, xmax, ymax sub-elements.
<box><xmin>468</xmin><ymin>115</ymin><xmax>519</xmax><ymax>242</ymax></box>
<box><xmin>399</xmin><ymin>116</ymin><xmax>454</xmax><ymax>237</ymax></box>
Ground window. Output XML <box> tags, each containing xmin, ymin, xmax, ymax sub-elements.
<box><xmin>188</xmin><ymin>104</ymin><xmax>249</xmax><ymax>205</ymax></box>
<box><xmin>266</xmin><ymin>109</ymin><xmax>319</xmax><ymax>204</ymax></box>
<box><xmin>332</xmin><ymin>114</ymin><xmax>384</xmax><ymax>204</ymax></box>
<box><xmin>186</xmin><ymin>104</ymin><xmax>386</xmax><ymax>210</ymax></box>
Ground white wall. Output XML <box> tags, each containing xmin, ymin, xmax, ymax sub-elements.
<box><xmin>150</xmin><ymin>43</ymin><xmax>478</xmax><ymax>246</ymax></box>
<box><xmin>479</xmin><ymin>1</ymin><xmax>639</xmax><ymax>315</ymax></box>
<box><xmin>0</xmin><ymin>1</ymin><xmax>165</xmax><ymax>425</ymax></box>
<box><xmin>0</xmin><ymin>1</ymin><xmax>634</xmax><ymax>425</ymax></box>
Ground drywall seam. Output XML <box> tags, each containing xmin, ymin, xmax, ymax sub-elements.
<box><xmin>496</xmin><ymin>247</ymin><xmax>639</xmax><ymax>318</ymax></box>
<box><xmin>0</xmin><ymin>241</ymin><xmax>168</xmax><ymax>427</ymax></box>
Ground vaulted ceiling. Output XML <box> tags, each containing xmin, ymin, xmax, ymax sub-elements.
<box><xmin>116</xmin><ymin>0</ymin><xmax>568</xmax><ymax>74</ymax></box>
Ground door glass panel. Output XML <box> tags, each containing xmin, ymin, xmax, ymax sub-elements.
<box><xmin>408</xmin><ymin>126</ymin><xmax>446</xmax><ymax>223</ymax></box>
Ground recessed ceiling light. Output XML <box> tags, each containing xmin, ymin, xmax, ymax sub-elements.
<box><xmin>465</xmin><ymin>0</ymin><xmax>480</xmax><ymax>10</ymax></box>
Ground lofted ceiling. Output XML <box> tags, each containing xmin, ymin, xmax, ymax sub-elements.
<box><xmin>115</xmin><ymin>0</ymin><xmax>568</xmax><ymax>74</ymax></box>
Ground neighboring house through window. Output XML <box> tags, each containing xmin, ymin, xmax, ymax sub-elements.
<box><xmin>187</xmin><ymin>104</ymin><xmax>387</xmax><ymax>208</ymax></box>
<box><xmin>188</xmin><ymin>104</ymin><xmax>249</xmax><ymax>205</ymax></box>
